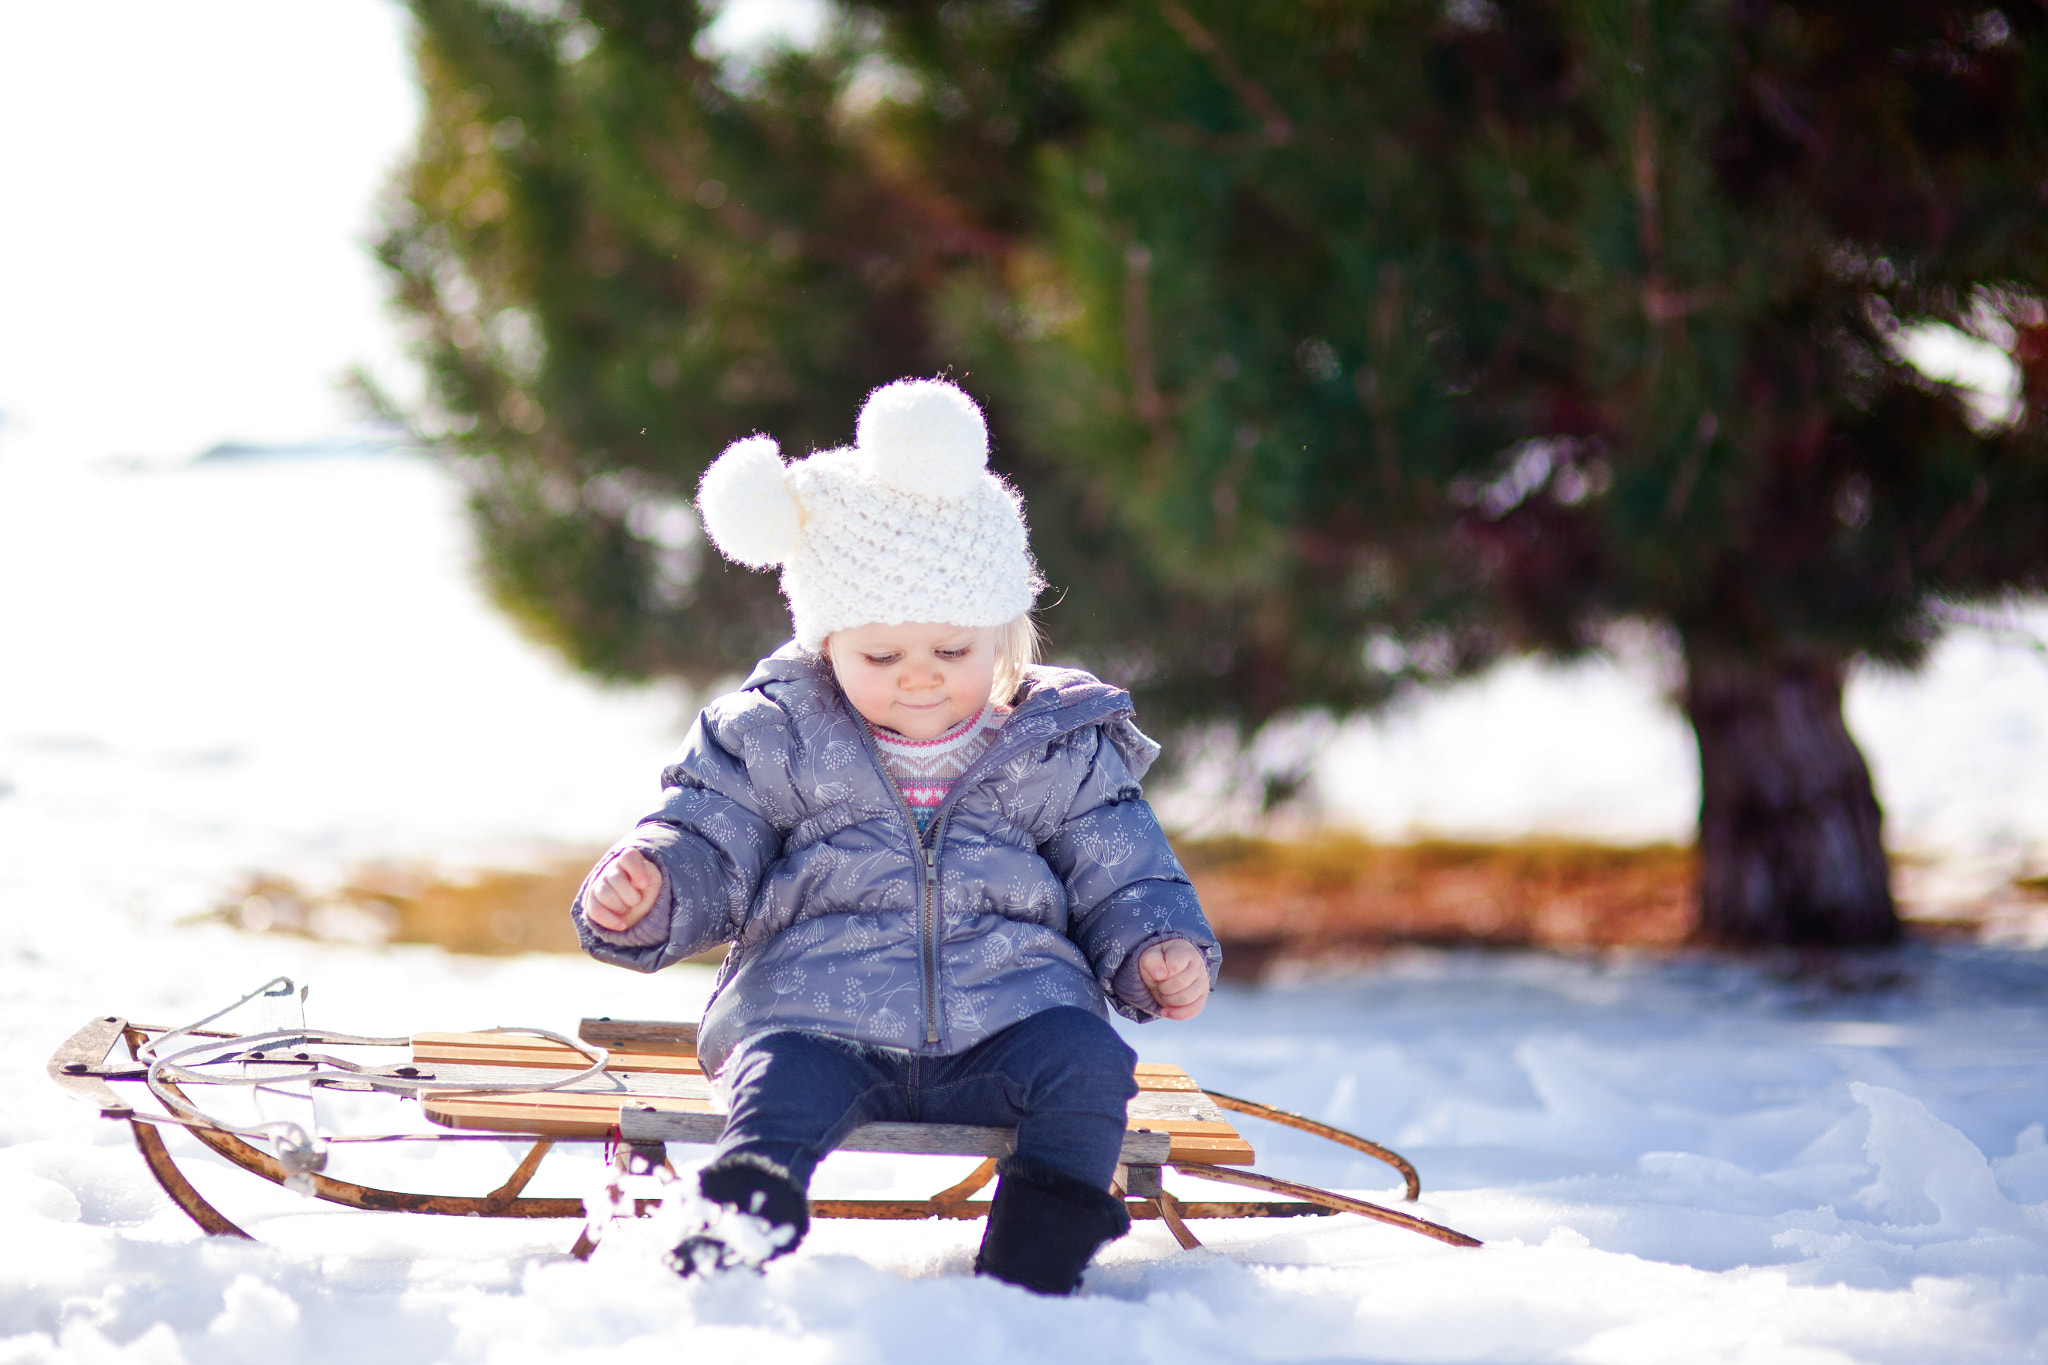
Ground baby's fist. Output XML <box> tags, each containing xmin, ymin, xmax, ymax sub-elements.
<box><xmin>586</xmin><ymin>848</ymin><xmax>663</xmax><ymax>933</ymax></box>
<box><xmin>1138</xmin><ymin>939</ymin><xmax>1209</xmax><ymax>1020</ymax></box>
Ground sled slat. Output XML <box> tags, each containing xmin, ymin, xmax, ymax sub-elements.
<box><xmin>1162</xmin><ymin>1134</ymin><xmax>1256</xmax><ymax>1163</ymax></box>
<box><xmin>614</xmin><ymin>1108</ymin><xmax>1178</xmax><ymax>1164</ymax></box>
<box><xmin>424</xmin><ymin>1090</ymin><xmax>1252</xmax><ymax>1162</ymax></box>
<box><xmin>414</xmin><ymin>1038</ymin><xmax>1203</xmax><ymax>1088</ymax></box>
<box><xmin>578</xmin><ymin>1018</ymin><xmax>698</xmax><ymax>1052</ymax></box>
<box><xmin>423</xmin><ymin>1090</ymin><xmax>716</xmax><ymax>1138</ymax></box>
<box><xmin>551</xmin><ymin>1024</ymin><xmax>1208</xmax><ymax>1092</ymax></box>
<box><xmin>1139</xmin><ymin>1120</ymin><xmax>1256</xmax><ymax>1164</ymax></box>
<box><xmin>1134</xmin><ymin>1063</ymin><xmax>1202</xmax><ymax>1092</ymax></box>
<box><xmin>425</xmin><ymin>1090</ymin><xmax>713</xmax><ymax>1115</ymax></box>
<box><xmin>412</xmin><ymin>1029</ymin><xmax>1253</xmax><ymax>1161</ymax></box>
<box><xmin>422</xmin><ymin>1027</ymin><xmax>1200</xmax><ymax>1090</ymax></box>
<box><xmin>405</xmin><ymin>1064</ymin><xmax>716</xmax><ymax>1101</ymax></box>
<box><xmin>411</xmin><ymin>1033</ymin><xmax>702</xmax><ymax>1075</ymax></box>
<box><xmin>1128</xmin><ymin>1090</ymin><xmax>1230</xmax><ymax>1123</ymax></box>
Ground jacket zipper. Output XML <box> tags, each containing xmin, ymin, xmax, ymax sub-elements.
<box><xmin>854</xmin><ymin>720</ymin><xmax>946</xmax><ymax>1046</ymax></box>
<box><xmin>849</xmin><ymin>688</ymin><xmax>1109</xmax><ymax>1048</ymax></box>
<box><xmin>919</xmin><ymin>843</ymin><xmax>940</xmax><ymax>1044</ymax></box>
<box><xmin>912</xmin><ymin>722</ymin><xmax>1043</xmax><ymax>1042</ymax></box>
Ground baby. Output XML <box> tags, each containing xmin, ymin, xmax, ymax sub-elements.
<box><xmin>572</xmin><ymin>378</ymin><xmax>1219</xmax><ymax>1295</ymax></box>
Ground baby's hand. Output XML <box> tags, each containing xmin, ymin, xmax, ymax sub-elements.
<box><xmin>1138</xmin><ymin>939</ymin><xmax>1209</xmax><ymax>1020</ymax></box>
<box><xmin>585</xmin><ymin>848</ymin><xmax>664</xmax><ymax>933</ymax></box>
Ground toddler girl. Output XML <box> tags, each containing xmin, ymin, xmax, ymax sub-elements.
<box><xmin>573</xmin><ymin>378</ymin><xmax>1219</xmax><ymax>1295</ymax></box>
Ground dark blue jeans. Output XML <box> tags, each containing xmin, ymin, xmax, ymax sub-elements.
<box><xmin>711</xmin><ymin>1006</ymin><xmax>1140</xmax><ymax>1191</ymax></box>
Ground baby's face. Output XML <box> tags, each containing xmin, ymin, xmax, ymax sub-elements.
<box><xmin>825</xmin><ymin>622</ymin><xmax>999</xmax><ymax>740</ymax></box>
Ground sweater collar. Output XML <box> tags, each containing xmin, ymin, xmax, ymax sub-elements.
<box><xmin>866</xmin><ymin>700</ymin><xmax>996</xmax><ymax>753</ymax></box>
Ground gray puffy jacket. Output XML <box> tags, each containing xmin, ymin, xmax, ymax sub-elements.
<box><xmin>572</xmin><ymin>645</ymin><xmax>1219</xmax><ymax>1074</ymax></box>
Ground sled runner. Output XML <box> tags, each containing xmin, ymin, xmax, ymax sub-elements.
<box><xmin>47</xmin><ymin>978</ymin><xmax>1480</xmax><ymax>1255</ymax></box>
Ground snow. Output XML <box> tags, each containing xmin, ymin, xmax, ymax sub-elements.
<box><xmin>4</xmin><ymin>450</ymin><xmax>2048</xmax><ymax>1363</ymax></box>
<box><xmin>8</xmin><ymin>927</ymin><xmax>2048</xmax><ymax>1362</ymax></box>
<box><xmin>0</xmin><ymin>452</ymin><xmax>691</xmax><ymax>923</ymax></box>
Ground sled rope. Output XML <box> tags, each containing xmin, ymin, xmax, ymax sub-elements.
<box><xmin>138</xmin><ymin>977</ymin><xmax>609</xmax><ymax>1180</ymax></box>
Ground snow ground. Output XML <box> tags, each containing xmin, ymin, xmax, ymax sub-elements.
<box><xmin>6</xmin><ymin>925</ymin><xmax>2048</xmax><ymax>1363</ymax></box>
<box><xmin>4</xmin><ymin>451</ymin><xmax>2048</xmax><ymax>1363</ymax></box>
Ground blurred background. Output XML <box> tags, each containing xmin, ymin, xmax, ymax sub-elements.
<box><xmin>2</xmin><ymin>0</ymin><xmax>2045</xmax><ymax>968</ymax></box>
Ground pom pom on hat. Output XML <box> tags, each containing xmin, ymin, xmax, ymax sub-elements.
<box><xmin>698</xmin><ymin>434</ymin><xmax>802</xmax><ymax>568</ymax></box>
<box><xmin>855</xmin><ymin>378</ymin><xmax>988</xmax><ymax>499</ymax></box>
<box><xmin>693</xmin><ymin>380</ymin><xmax>1040</xmax><ymax>649</ymax></box>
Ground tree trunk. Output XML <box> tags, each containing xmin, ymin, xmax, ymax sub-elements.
<box><xmin>1681</xmin><ymin>653</ymin><xmax>1899</xmax><ymax>946</ymax></box>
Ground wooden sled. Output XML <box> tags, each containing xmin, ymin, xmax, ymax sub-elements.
<box><xmin>48</xmin><ymin>984</ymin><xmax>1480</xmax><ymax>1256</ymax></box>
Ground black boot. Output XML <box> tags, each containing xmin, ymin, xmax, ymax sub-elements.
<box><xmin>973</xmin><ymin>1155</ymin><xmax>1132</xmax><ymax>1295</ymax></box>
<box><xmin>667</xmin><ymin>1155</ymin><xmax>810</xmax><ymax>1277</ymax></box>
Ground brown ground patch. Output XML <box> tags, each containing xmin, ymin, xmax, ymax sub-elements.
<box><xmin>211</xmin><ymin>837</ymin><xmax>1699</xmax><ymax>964</ymax></box>
<box><xmin>209</xmin><ymin>836</ymin><xmax>2004</xmax><ymax>968</ymax></box>
<box><xmin>215</xmin><ymin>859</ymin><xmax>597</xmax><ymax>955</ymax></box>
<box><xmin>1178</xmin><ymin>836</ymin><xmax>1697</xmax><ymax>979</ymax></box>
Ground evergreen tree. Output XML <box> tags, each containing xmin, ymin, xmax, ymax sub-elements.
<box><xmin>378</xmin><ymin>0</ymin><xmax>976</xmax><ymax>682</ymax></box>
<box><xmin>378</xmin><ymin>0</ymin><xmax>2048</xmax><ymax>945</ymax></box>
<box><xmin>376</xmin><ymin>0</ymin><xmax>1280</xmax><ymax>717</ymax></box>
<box><xmin>1000</xmin><ymin>0</ymin><xmax>2048</xmax><ymax>944</ymax></box>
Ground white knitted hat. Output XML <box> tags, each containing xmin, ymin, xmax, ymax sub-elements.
<box><xmin>695</xmin><ymin>378</ymin><xmax>1043</xmax><ymax>650</ymax></box>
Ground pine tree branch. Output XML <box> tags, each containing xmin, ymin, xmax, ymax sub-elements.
<box><xmin>1153</xmin><ymin>0</ymin><xmax>1292</xmax><ymax>147</ymax></box>
<box><xmin>1122</xmin><ymin>242</ymin><xmax>1176</xmax><ymax>458</ymax></box>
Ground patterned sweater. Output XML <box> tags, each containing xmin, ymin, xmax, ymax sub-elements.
<box><xmin>867</xmin><ymin>701</ymin><xmax>1006</xmax><ymax>833</ymax></box>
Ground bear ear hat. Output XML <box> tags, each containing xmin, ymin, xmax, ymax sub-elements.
<box><xmin>855</xmin><ymin>378</ymin><xmax>989</xmax><ymax>500</ymax></box>
<box><xmin>697</xmin><ymin>434</ymin><xmax>803</xmax><ymax>568</ymax></box>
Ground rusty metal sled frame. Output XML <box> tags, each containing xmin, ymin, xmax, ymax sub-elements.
<box><xmin>49</xmin><ymin>998</ymin><xmax>1480</xmax><ymax>1255</ymax></box>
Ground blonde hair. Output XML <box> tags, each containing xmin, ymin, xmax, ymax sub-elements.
<box><xmin>991</xmin><ymin>612</ymin><xmax>1040</xmax><ymax>706</ymax></box>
